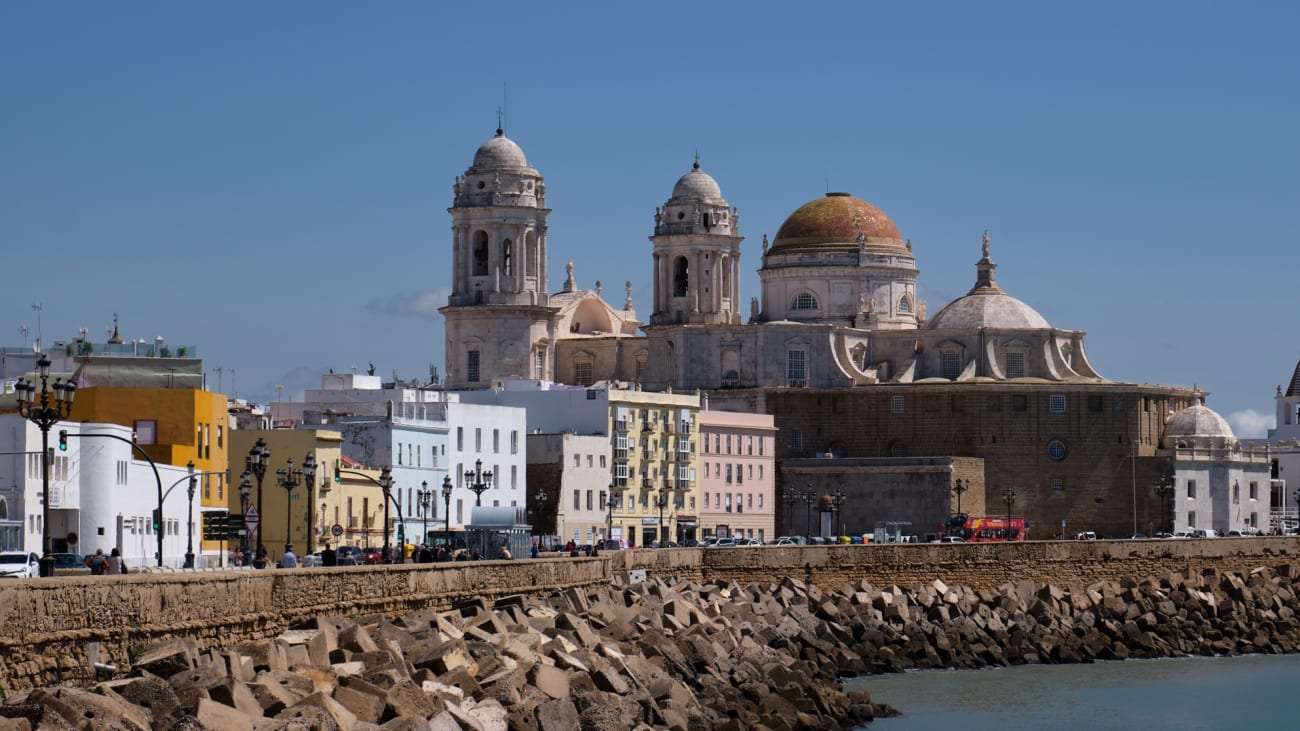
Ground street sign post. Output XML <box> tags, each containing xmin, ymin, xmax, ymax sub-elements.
<box><xmin>245</xmin><ymin>504</ymin><xmax>261</xmax><ymax>535</ymax></box>
<box><xmin>331</xmin><ymin>523</ymin><xmax>343</xmax><ymax>538</ymax></box>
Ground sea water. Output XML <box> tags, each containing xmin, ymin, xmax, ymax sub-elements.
<box><xmin>846</xmin><ymin>654</ymin><xmax>1300</xmax><ymax>731</ymax></box>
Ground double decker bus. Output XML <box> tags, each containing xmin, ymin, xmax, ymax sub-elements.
<box><xmin>941</xmin><ymin>513</ymin><xmax>1025</xmax><ymax>542</ymax></box>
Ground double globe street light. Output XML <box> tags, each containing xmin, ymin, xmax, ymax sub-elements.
<box><xmin>14</xmin><ymin>354</ymin><xmax>76</xmax><ymax>577</ymax></box>
<box><xmin>465</xmin><ymin>459</ymin><xmax>493</xmax><ymax>507</ymax></box>
<box><xmin>275</xmin><ymin>454</ymin><xmax>316</xmax><ymax>555</ymax></box>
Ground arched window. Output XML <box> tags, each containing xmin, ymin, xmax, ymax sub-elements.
<box><xmin>472</xmin><ymin>231</ymin><xmax>489</xmax><ymax>276</ymax></box>
<box><xmin>791</xmin><ymin>292</ymin><xmax>819</xmax><ymax>311</ymax></box>
<box><xmin>502</xmin><ymin>239</ymin><xmax>513</xmax><ymax>277</ymax></box>
<box><xmin>673</xmin><ymin>257</ymin><xmax>689</xmax><ymax>297</ymax></box>
<box><xmin>720</xmin><ymin>255</ymin><xmax>731</xmax><ymax>297</ymax></box>
<box><xmin>898</xmin><ymin>294</ymin><xmax>912</xmax><ymax>313</ymax></box>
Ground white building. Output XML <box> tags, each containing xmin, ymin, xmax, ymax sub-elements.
<box><xmin>1166</xmin><ymin>400</ymin><xmax>1272</xmax><ymax>535</ymax></box>
<box><xmin>0</xmin><ymin>416</ymin><xmax>201</xmax><ymax>567</ymax></box>
<box><xmin>526</xmin><ymin>433</ymin><xmax>610</xmax><ymax>547</ymax></box>
<box><xmin>274</xmin><ymin>372</ymin><xmax>527</xmax><ymax>534</ymax></box>
<box><xmin>1265</xmin><ymin>359</ymin><xmax>1300</xmax><ymax>531</ymax></box>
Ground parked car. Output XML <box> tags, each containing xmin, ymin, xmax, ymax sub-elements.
<box><xmin>710</xmin><ymin>538</ymin><xmax>736</xmax><ymax>548</ymax></box>
<box><xmin>769</xmin><ymin>537</ymin><xmax>799</xmax><ymax>546</ymax></box>
<box><xmin>0</xmin><ymin>551</ymin><xmax>41</xmax><ymax>578</ymax></box>
<box><xmin>736</xmin><ymin>538</ymin><xmax>763</xmax><ymax>547</ymax></box>
<box><xmin>51</xmin><ymin>552</ymin><xmax>86</xmax><ymax>570</ymax></box>
<box><xmin>362</xmin><ymin>547</ymin><xmax>384</xmax><ymax>564</ymax></box>
<box><xmin>335</xmin><ymin>546</ymin><xmax>364</xmax><ymax>565</ymax></box>
<box><xmin>933</xmin><ymin>536</ymin><xmax>965</xmax><ymax>544</ymax></box>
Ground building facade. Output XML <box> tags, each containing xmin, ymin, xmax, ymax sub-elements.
<box><xmin>697</xmin><ymin>407</ymin><xmax>776</xmax><ymax>541</ymax></box>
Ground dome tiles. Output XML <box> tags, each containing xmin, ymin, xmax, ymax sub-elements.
<box><xmin>927</xmin><ymin>292</ymin><xmax>1051</xmax><ymax>330</ymax></box>
<box><xmin>1166</xmin><ymin>399</ymin><xmax>1235</xmax><ymax>439</ymax></box>
<box><xmin>769</xmin><ymin>193</ymin><xmax>904</xmax><ymax>255</ymax></box>
<box><xmin>670</xmin><ymin>163</ymin><xmax>725</xmax><ymax>204</ymax></box>
<box><xmin>471</xmin><ymin>130</ymin><xmax>529</xmax><ymax>171</ymax></box>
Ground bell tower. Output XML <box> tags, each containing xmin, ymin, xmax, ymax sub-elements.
<box><xmin>441</xmin><ymin>129</ymin><xmax>557</xmax><ymax>389</ymax></box>
<box><xmin>648</xmin><ymin>158</ymin><xmax>743</xmax><ymax>326</ymax></box>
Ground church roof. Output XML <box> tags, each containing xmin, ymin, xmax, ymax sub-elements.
<box><xmin>669</xmin><ymin>162</ymin><xmax>724</xmax><ymax>204</ymax></box>
<box><xmin>1166</xmin><ymin>398</ymin><xmax>1234</xmax><ymax>439</ymax></box>
<box><xmin>927</xmin><ymin>292</ymin><xmax>1051</xmax><ymax>330</ymax></box>
<box><xmin>471</xmin><ymin>129</ymin><xmax>529</xmax><ymax>171</ymax></box>
<box><xmin>768</xmin><ymin>193</ymin><xmax>904</xmax><ymax>255</ymax></box>
<box><xmin>1286</xmin><ymin>358</ymin><xmax>1300</xmax><ymax>397</ymax></box>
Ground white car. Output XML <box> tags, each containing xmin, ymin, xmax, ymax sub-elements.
<box><xmin>0</xmin><ymin>551</ymin><xmax>41</xmax><ymax>578</ymax></box>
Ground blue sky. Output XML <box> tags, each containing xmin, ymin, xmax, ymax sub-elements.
<box><xmin>3</xmin><ymin>2</ymin><xmax>1297</xmax><ymax>437</ymax></box>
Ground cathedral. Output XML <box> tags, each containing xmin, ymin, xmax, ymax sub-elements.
<box><xmin>441</xmin><ymin>128</ymin><xmax>1259</xmax><ymax>539</ymax></box>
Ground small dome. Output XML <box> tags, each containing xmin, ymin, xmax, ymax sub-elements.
<box><xmin>769</xmin><ymin>193</ymin><xmax>904</xmax><ymax>255</ymax></box>
<box><xmin>928</xmin><ymin>292</ymin><xmax>1050</xmax><ymax>330</ymax></box>
<box><xmin>1167</xmin><ymin>399</ymin><xmax>1234</xmax><ymax>439</ymax></box>
<box><xmin>471</xmin><ymin>130</ymin><xmax>529</xmax><ymax>171</ymax></box>
<box><xmin>670</xmin><ymin>163</ymin><xmax>724</xmax><ymax>203</ymax></box>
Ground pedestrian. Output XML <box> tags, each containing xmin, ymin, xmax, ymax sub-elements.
<box><xmin>499</xmin><ymin>545</ymin><xmax>512</xmax><ymax>560</ymax></box>
<box><xmin>106</xmin><ymin>547</ymin><xmax>124</xmax><ymax>575</ymax></box>
<box><xmin>529</xmin><ymin>545</ymin><xmax>540</xmax><ymax>559</ymax></box>
<box><xmin>281</xmin><ymin>545</ymin><xmax>298</xmax><ymax>569</ymax></box>
<box><xmin>590</xmin><ymin>543</ymin><xmax>599</xmax><ymax>558</ymax></box>
<box><xmin>86</xmin><ymin>548</ymin><xmax>109</xmax><ymax>575</ymax></box>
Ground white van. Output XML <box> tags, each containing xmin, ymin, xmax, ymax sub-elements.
<box><xmin>1190</xmin><ymin>529</ymin><xmax>1221</xmax><ymax>538</ymax></box>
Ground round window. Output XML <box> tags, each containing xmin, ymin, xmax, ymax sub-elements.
<box><xmin>477</xmin><ymin>180</ymin><xmax>486</xmax><ymax>190</ymax></box>
<box><xmin>677</xmin><ymin>211</ymin><xmax>686</xmax><ymax>220</ymax></box>
<box><xmin>1047</xmin><ymin>440</ymin><xmax>1067</xmax><ymax>461</ymax></box>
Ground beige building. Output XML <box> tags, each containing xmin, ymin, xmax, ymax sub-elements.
<box><xmin>697</xmin><ymin>406</ymin><xmax>776</xmax><ymax>541</ymax></box>
<box><xmin>526</xmin><ymin>433</ymin><xmax>610</xmax><ymax>547</ymax></box>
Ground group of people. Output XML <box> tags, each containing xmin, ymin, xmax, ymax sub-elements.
<box><xmin>84</xmin><ymin>547</ymin><xmax>127</xmax><ymax>575</ymax></box>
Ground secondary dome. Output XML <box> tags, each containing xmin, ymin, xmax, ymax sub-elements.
<box><xmin>928</xmin><ymin>292</ymin><xmax>1051</xmax><ymax>330</ymax></box>
<box><xmin>1167</xmin><ymin>399</ymin><xmax>1234</xmax><ymax>439</ymax></box>
<box><xmin>670</xmin><ymin>163</ymin><xmax>724</xmax><ymax>203</ymax></box>
<box><xmin>471</xmin><ymin>129</ymin><xmax>529</xmax><ymax>171</ymax></box>
<box><xmin>769</xmin><ymin>193</ymin><xmax>904</xmax><ymax>255</ymax></box>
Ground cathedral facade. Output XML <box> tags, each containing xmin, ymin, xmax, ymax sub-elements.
<box><xmin>442</xmin><ymin>129</ymin><xmax>1217</xmax><ymax>538</ymax></box>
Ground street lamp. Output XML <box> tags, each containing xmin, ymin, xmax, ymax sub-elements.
<box><xmin>783</xmin><ymin>488</ymin><xmax>802</xmax><ymax>537</ymax></box>
<box><xmin>803</xmin><ymin>487</ymin><xmax>817</xmax><ymax>539</ymax></box>
<box><xmin>606</xmin><ymin>484</ymin><xmax>616</xmax><ymax>546</ymax></box>
<box><xmin>1153</xmin><ymin>474</ymin><xmax>1176</xmax><ymax>535</ymax></box>
<box><xmin>377</xmin><ymin>467</ymin><xmax>393</xmax><ymax>561</ymax></box>
<box><xmin>418</xmin><ymin>481</ymin><xmax>432</xmax><ymax>546</ymax></box>
<box><xmin>441</xmin><ymin>475</ymin><xmax>454</xmax><ymax>550</ymax></box>
<box><xmin>183</xmin><ymin>461</ymin><xmax>197</xmax><ymax>568</ymax></box>
<box><xmin>245</xmin><ymin>438</ymin><xmax>270</xmax><ymax>565</ymax></box>
<box><xmin>952</xmin><ymin>477</ymin><xmax>968</xmax><ymax>516</ymax></box>
<box><xmin>238</xmin><ymin>473</ymin><xmax>253</xmax><ymax>559</ymax></box>
<box><xmin>464</xmin><ymin>459</ymin><xmax>493</xmax><ymax>506</ymax></box>
<box><xmin>1002</xmin><ymin>488</ymin><xmax>1016</xmax><ymax>541</ymax></box>
<box><xmin>656</xmin><ymin>489</ymin><xmax>668</xmax><ymax>546</ymax></box>
<box><xmin>832</xmin><ymin>489</ymin><xmax>847</xmax><ymax>538</ymax></box>
<box><xmin>14</xmin><ymin>354</ymin><xmax>76</xmax><ymax>577</ymax></box>
<box><xmin>276</xmin><ymin>458</ymin><xmax>304</xmax><ymax>554</ymax></box>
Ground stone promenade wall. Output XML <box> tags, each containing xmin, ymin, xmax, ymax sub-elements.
<box><xmin>2</xmin><ymin>537</ymin><xmax>1297</xmax><ymax>692</ymax></box>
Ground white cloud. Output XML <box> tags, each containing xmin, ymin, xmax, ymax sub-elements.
<box><xmin>1228</xmin><ymin>409</ymin><xmax>1273</xmax><ymax>439</ymax></box>
<box><xmin>368</xmin><ymin>288</ymin><xmax>449</xmax><ymax>319</ymax></box>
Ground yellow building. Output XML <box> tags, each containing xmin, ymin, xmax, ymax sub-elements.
<box><xmin>608</xmin><ymin>388</ymin><xmax>700</xmax><ymax>547</ymax></box>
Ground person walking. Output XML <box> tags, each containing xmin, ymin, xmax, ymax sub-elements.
<box><xmin>280</xmin><ymin>545</ymin><xmax>298</xmax><ymax>569</ymax></box>
<box><xmin>106</xmin><ymin>547</ymin><xmax>125</xmax><ymax>575</ymax></box>
<box><xmin>86</xmin><ymin>548</ymin><xmax>109</xmax><ymax>575</ymax></box>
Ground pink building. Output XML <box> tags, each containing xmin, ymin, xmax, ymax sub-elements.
<box><xmin>698</xmin><ymin>408</ymin><xmax>777</xmax><ymax>541</ymax></box>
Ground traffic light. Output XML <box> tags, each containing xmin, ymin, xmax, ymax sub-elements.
<box><xmin>151</xmin><ymin>508</ymin><xmax>162</xmax><ymax>533</ymax></box>
<box><xmin>334</xmin><ymin>464</ymin><xmax>341</xmax><ymax>483</ymax></box>
<box><xmin>58</xmin><ymin>430</ymin><xmax>68</xmax><ymax>451</ymax></box>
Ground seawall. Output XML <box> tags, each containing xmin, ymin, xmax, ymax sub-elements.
<box><xmin>1</xmin><ymin>537</ymin><xmax>1296</xmax><ymax>692</ymax></box>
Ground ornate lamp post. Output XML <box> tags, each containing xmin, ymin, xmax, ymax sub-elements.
<box><xmin>418</xmin><ymin>481</ymin><xmax>432</xmax><ymax>546</ymax></box>
<box><xmin>245</xmin><ymin>438</ymin><xmax>270</xmax><ymax>565</ymax></box>
<box><xmin>832</xmin><ymin>489</ymin><xmax>847</xmax><ymax>538</ymax></box>
<box><xmin>1153</xmin><ymin>474</ymin><xmax>1176</xmax><ymax>535</ymax></box>
<box><xmin>276</xmin><ymin>458</ymin><xmax>304</xmax><ymax>554</ymax></box>
<box><xmin>606</xmin><ymin>484</ymin><xmax>616</xmax><ymax>546</ymax></box>
<box><xmin>183</xmin><ymin>461</ymin><xmax>197</xmax><ymax>568</ymax></box>
<box><xmin>14</xmin><ymin>354</ymin><xmax>76</xmax><ymax>577</ymax></box>
<box><xmin>655</xmin><ymin>489</ymin><xmax>668</xmax><ymax>546</ymax></box>
<box><xmin>377</xmin><ymin>467</ymin><xmax>393</xmax><ymax>561</ymax></box>
<box><xmin>238</xmin><ymin>473</ymin><xmax>253</xmax><ymax>559</ymax></box>
<box><xmin>952</xmin><ymin>477</ymin><xmax>968</xmax><ymax>515</ymax></box>
<box><xmin>1002</xmin><ymin>488</ymin><xmax>1016</xmax><ymax>541</ymax></box>
<box><xmin>464</xmin><ymin>459</ymin><xmax>493</xmax><ymax>506</ymax></box>
<box><xmin>783</xmin><ymin>488</ymin><xmax>802</xmax><ymax>537</ymax></box>
<box><xmin>441</xmin><ymin>475</ymin><xmax>454</xmax><ymax>549</ymax></box>
<box><xmin>803</xmin><ymin>487</ymin><xmax>817</xmax><ymax>539</ymax></box>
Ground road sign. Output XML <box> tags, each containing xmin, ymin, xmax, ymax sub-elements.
<box><xmin>245</xmin><ymin>504</ymin><xmax>260</xmax><ymax>534</ymax></box>
<box><xmin>331</xmin><ymin>523</ymin><xmax>343</xmax><ymax>537</ymax></box>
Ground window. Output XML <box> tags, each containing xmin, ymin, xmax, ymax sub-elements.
<box><xmin>134</xmin><ymin>420</ymin><xmax>157</xmax><ymax>445</ymax></box>
<box><xmin>511</xmin><ymin>465</ymin><xmax>517</xmax><ymax>489</ymax></box>
<box><xmin>725</xmin><ymin>435</ymin><xmax>732</xmax><ymax>454</ymax></box>
<box><xmin>791</xmin><ymin>292</ymin><xmax>818</xmax><ymax>310</ymax></box>
<box><xmin>787</xmin><ymin>349</ymin><xmax>807</xmax><ymax>387</ymax></box>
<box><xmin>1188</xmin><ymin>511</ymin><xmax>1197</xmax><ymax>528</ymax></box>
<box><xmin>736</xmin><ymin>465</ymin><xmax>743</xmax><ymax>485</ymax></box>
<box><xmin>473</xmin><ymin>231</ymin><xmax>489</xmax><ymax>275</ymax></box>
<box><xmin>758</xmin><ymin>437</ymin><xmax>764</xmax><ymax>456</ymax></box>
<box><xmin>474</xmin><ymin>428</ymin><xmax>482</xmax><ymax>452</ymax></box>
<box><xmin>467</xmin><ymin>350</ymin><xmax>481</xmax><ymax>383</ymax></box>
<box><xmin>574</xmin><ymin>361</ymin><xmax>594</xmax><ymax>387</ymax></box>
<box><xmin>747</xmin><ymin>436</ymin><xmax>753</xmax><ymax>455</ymax></box>
<box><xmin>599</xmin><ymin>455</ymin><xmax>606</xmax><ymax>468</ymax></box>
<box><xmin>758</xmin><ymin>465</ymin><xmax>763</xmax><ymax>479</ymax></box>
<box><xmin>1005</xmin><ymin>352</ymin><xmax>1025</xmax><ymax>379</ymax></box>
<box><xmin>1249</xmin><ymin>481</ymin><xmax>1259</xmax><ymax>500</ymax></box>
<box><xmin>397</xmin><ymin>442</ymin><xmax>403</xmax><ymax>465</ymax></box>
<box><xmin>573</xmin><ymin>490</ymin><xmax>581</xmax><ymax>510</ymax></box>
<box><xmin>889</xmin><ymin>441</ymin><xmax>907</xmax><ymax>457</ymax></box>
<box><xmin>116</xmin><ymin>460</ymin><xmax>128</xmax><ymax>485</ymax></box>
<box><xmin>736</xmin><ymin>493</ymin><xmax>743</xmax><ymax>513</ymax></box>
<box><xmin>673</xmin><ymin>256</ymin><xmax>689</xmax><ymax>297</ymax></box>
<box><xmin>1050</xmin><ymin>478</ymin><xmax>1064</xmax><ymax>491</ymax></box>
<box><xmin>1049</xmin><ymin>395</ymin><xmax>1066</xmax><ymax>413</ymax></box>
<box><xmin>1233</xmin><ymin>482</ymin><xmax>1240</xmax><ymax>504</ymax></box>
<box><xmin>492</xmin><ymin>429</ymin><xmax>500</xmax><ymax>453</ymax></box>
<box><xmin>217</xmin><ymin>425</ymin><xmax>223</xmax><ymax>448</ymax></box>
<box><xmin>725</xmin><ymin>464</ymin><xmax>732</xmax><ymax>484</ymax></box>
<box><xmin>891</xmin><ymin>396</ymin><xmax>904</xmax><ymax>414</ymax></box>
<box><xmin>790</xmin><ymin>429</ymin><xmax>803</xmax><ymax>452</ymax></box>
<box><xmin>704</xmin><ymin>493</ymin><xmax>710</xmax><ymax>508</ymax></box>
<box><xmin>898</xmin><ymin>294</ymin><xmax>912</xmax><ymax>313</ymax></box>
<box><xmin>1186</xmin><ymin>480</ymin><xmax>1197</xmax><ymax>499</ymax></box>
<box><xmin>1047</xmin><ymin>440</ymin><xmax>1066</xmax><ymax>461</ymax></box>
<box><xmin>535</xmin><ymin>348</ymin><xmax>546</xmax><ymax>379</ymax></box>
<box><xmin>457</xmin><ymin>427</ymin><xmax>464</xmax><ymax>451</ymax></box>
<box><xmin>725</xmin><ymin>494</ymin><xmax>732</xmax><ymax>513</ymax></box>
<box><xmin>1012</xmin><ymin>395</ymin><xmax>1027</xmax><ymax>412</ymax></box>
<box><xmin>586</xmin><ymin>490</ymin><xmax>593</xmax><ymax>511</ymax></box>
<box><xmin>941</xmin><ymin>352</ymin><xmax>961</xmax><ymax>379</ymax></box>
<box><xmin>1088</xmin><ymin>395</ymin><xmax>1103</xmax><ymax>413</ymax></box>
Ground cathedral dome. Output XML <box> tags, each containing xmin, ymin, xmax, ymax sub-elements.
<box><xmin>1166</xmin><ymin>399</ymin><xmax>1234</xmax><ymax>439</ymax></box>
<box><xmin>769</xmin><ymin>193</ymin><xmax>904</xmax><ymax>255</ymax></box>
<box><xmin>471</xmin><ymin>130</ymin><xmax>529</xmax><ymax>171</ymax></box>
<box><xmin>927</xmin><ymin>292</ymin><xmax>1051</xmax><ymax>330</ymax></box>
<box><xmin>669</xmin><ymin>163</ymin><xmax>725</xmax><ymax>204</ymax></box>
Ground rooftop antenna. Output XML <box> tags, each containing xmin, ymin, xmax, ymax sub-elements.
<box><xmin>502</xmin><ymin>81</ymin><xmax>508</xmax><ymax>135</ymax></box>
<box><xmin>693</xmin><ymin>149</ymin><xmax>700</xmax><ymax>170</ymax></box>
<box><xmin>31</xmin><ymin>303</ymin><xmax>42</xmax><ymax>352</ymax></box>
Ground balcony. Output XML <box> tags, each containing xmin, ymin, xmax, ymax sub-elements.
<box><xmin>642</xmin><ymin>478</ymin><xmax>653</xmax><ymax>489</ymax></box>
<box><xmin>614</xmin><ymin>419</ymin><xmax>628</xmax><ymax>432</ymax></box>
<box><xmin>641</xmin><ymin>420</ymin><xmax>656</xmax><ymax>432</ymax></box>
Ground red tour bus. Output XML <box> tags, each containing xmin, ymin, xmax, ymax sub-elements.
<box><xmin>942</xmin><ymin>513</ymin><xmax>1025</xmax><ymax>542</ymax></box>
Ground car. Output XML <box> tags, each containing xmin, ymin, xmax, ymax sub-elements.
<box><xmin>334</xmin><ymin>546</ymin><xmax>364</xmax><ymax>565</ymax></box>
<box><xmin>769</xmin><ymin>537</ymin><xmax>798</xmax><ymax>546</ymax></box>
<box><xmin>50</xmin><ymin>552</ymin><xmax>86</xmax><ymax>570</ymax></box>
<box><xmin>1128</xmin><ymin>534</ymin><xmax>1149</xmax><ymax>540</ymax></box>
<box><xmin>1073</xmin><ymin>531</ymin><xmax>1098</xmax><ymax>541</ymax></box>
<box><xmin>0</xmin><ymin>551</ymin><xmax>41</xmax><ymax>578</ymax></box>
<box><xmin>362</xmin><ymin>547</ymin><xmax>385</xmax><ymax>564</ymax></box>
<box><xmin>698</xmin><ymin>537</ymin><xmax>719</xmax><ymax>548</ymax></box>
<box><xmin>736</xmin><ymin>538</ymin><xmax>763</xmax><ymax>546</ymax></box>
<box><xmin>681</xmin><ymin>539</ymin><xmax>699</xmax><ymax>548</ymax></box>
<box><xmin>710</xmin><ymin>538</ymin><xmax>736</xmax><ymax>548</ymax></box>
<box><xmin>933</xmin><ymin>536</ymin><xmax>965</xmax><ymax>544</ymax></box>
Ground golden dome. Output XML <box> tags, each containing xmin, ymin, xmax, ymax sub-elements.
<box><xmin>769</xmin><ymin>192</ymin><xmax>904</xmax><ymax>255</ymax></box>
